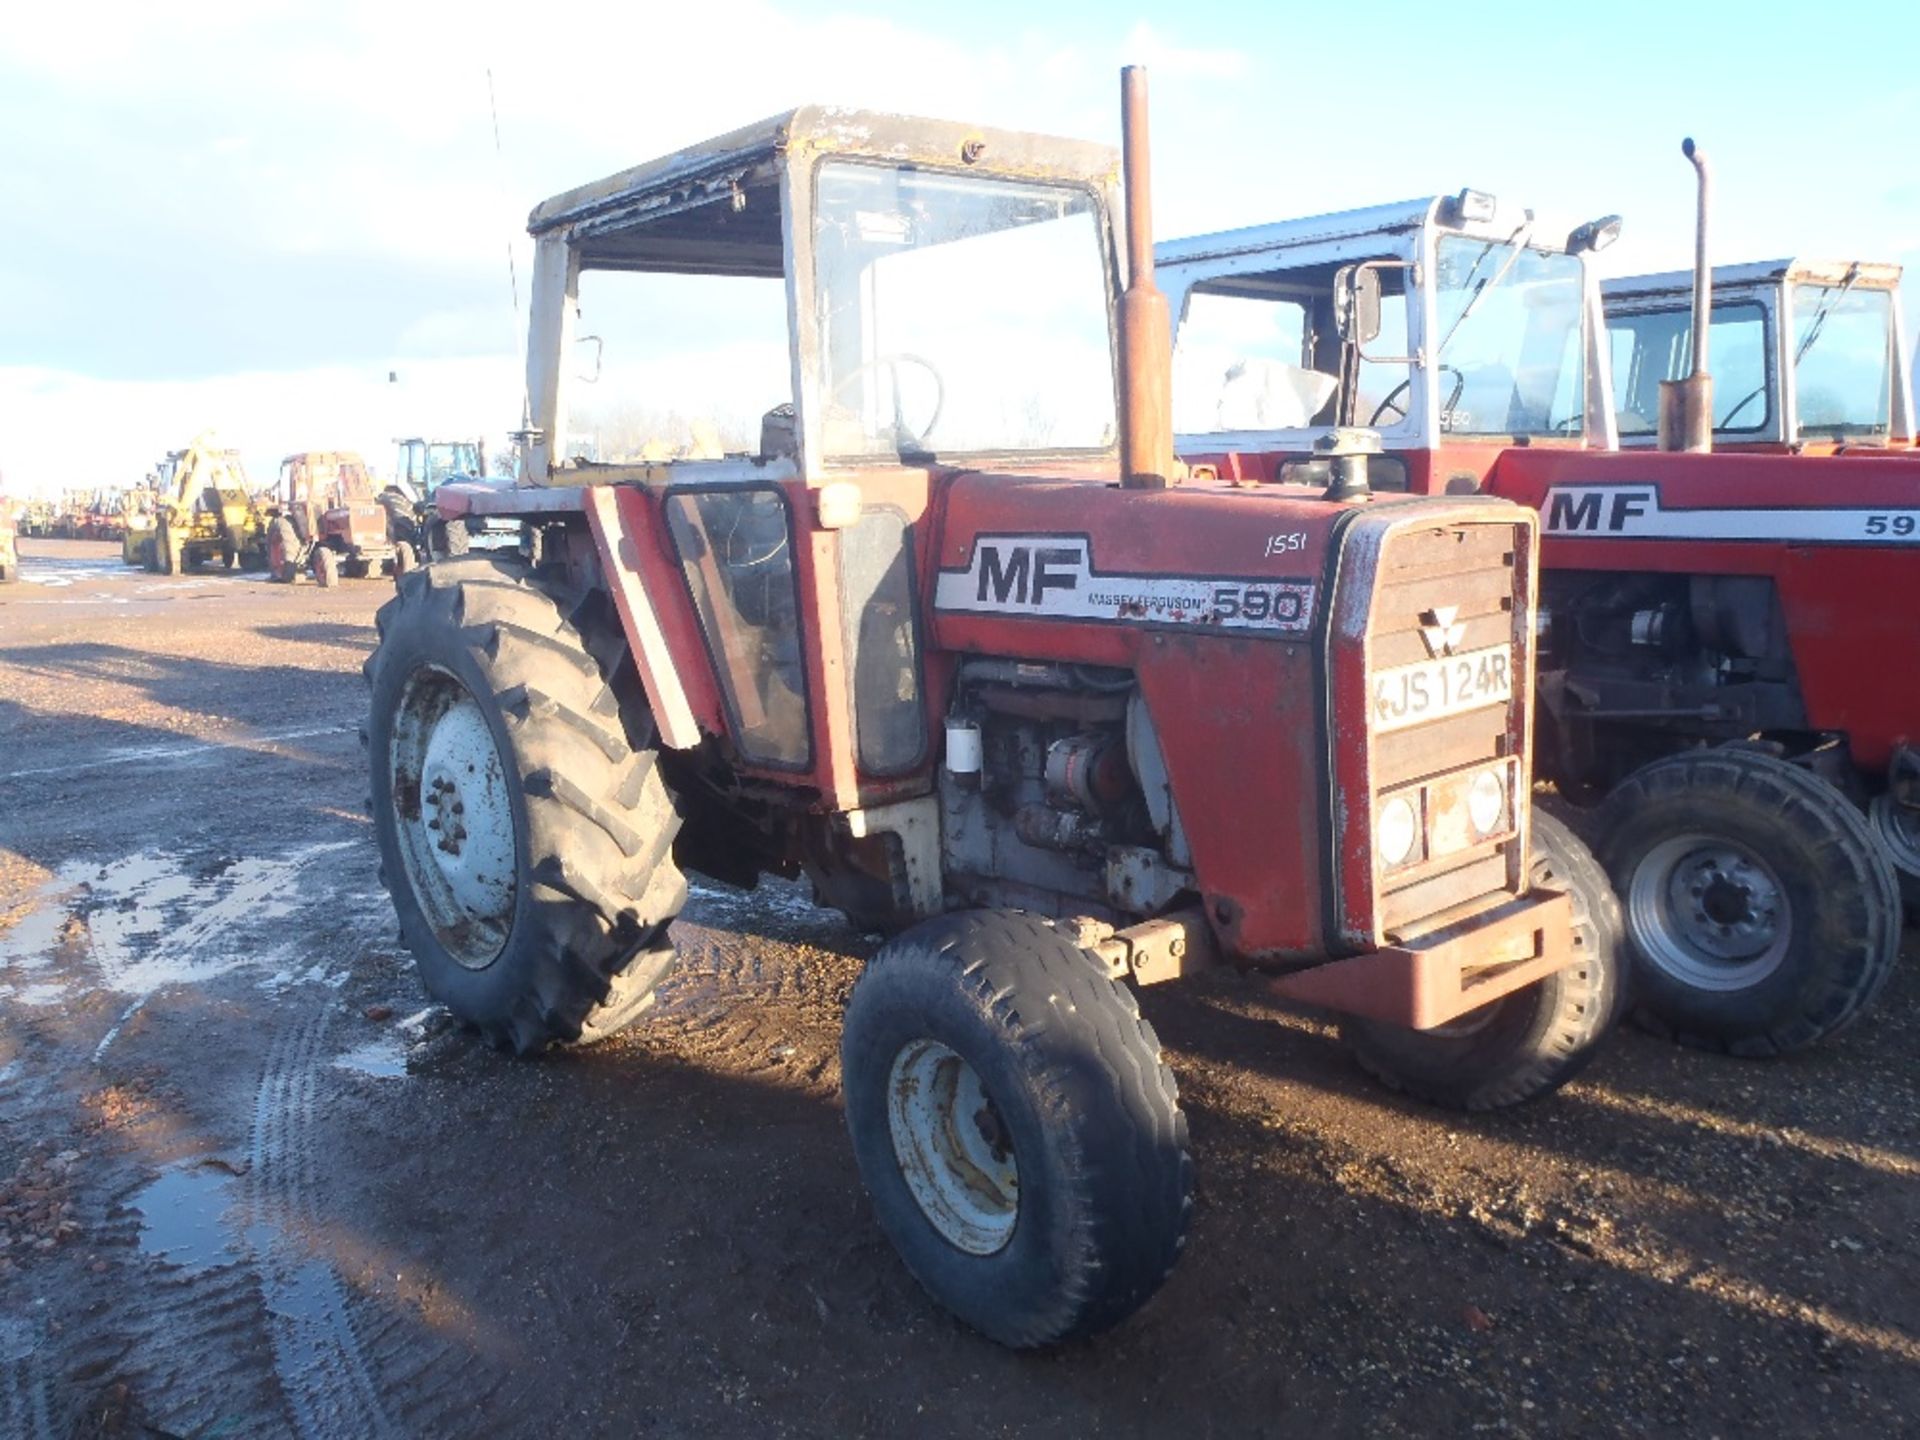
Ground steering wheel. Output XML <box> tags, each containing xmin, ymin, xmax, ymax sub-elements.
<box><xmin>830</xmin><ymin>353</ymin><xmax>946</xmax><ymax>452</ymax></box>
<box><xmin>1719</xmin><ymin>385</ymin><xmax>1764</xmax><ymax>430</ymax></box>
<box><xmin>1368</xmin><ymin>366</ymin><xmax>1465</xmax><ymax>428</ymax></box>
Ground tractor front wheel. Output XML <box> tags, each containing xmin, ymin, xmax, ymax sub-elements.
<box><xmin>1341</xmin><ymin>811</ymin><xmax>1625</xmax><ymax>1110</ymax></box>
<box><xmin>1596</xmin><ymin>747</ymin><xmax>1899</xmax><ymax>1056</ymax></box>
<box><xmin>841</xmin><ymin>910</ymin><xmax>1192</xmax><ymax>1347</ymax></box>
<box><xmin>313</xmin><ymin>546</ymin><xmax>340</xmax><ymax>588</ymax></box>
<box><xmin>364</xmin><ymin>558</ymin><xmax>687</xmax><ymax>1052</ymax></box>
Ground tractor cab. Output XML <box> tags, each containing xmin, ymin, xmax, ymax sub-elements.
<box><xmin>278</xmin><ymin>450</ymin><xmax>381</xmax><ymax>543</ymax></box>
<box><xmin>1603</xmin><ymin>259</ymin><xmax>1916</xmax><ymax>451</ymax></box>
<box><xmin>391</xmin><ymin>438</ymin><xmax>486</xmax><ymax>503</ymax></box>
<box><xmin>1160</xmin><ymin>193</ymin><xmax>1621</xmax><ymax>494</ymax></box>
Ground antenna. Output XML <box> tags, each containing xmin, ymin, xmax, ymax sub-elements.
<box><xmin>486</xmin><ymin>68</ymin><xmax>533</xmax><ymax>449</ymax></box>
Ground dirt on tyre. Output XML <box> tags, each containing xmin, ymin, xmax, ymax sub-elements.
<box><xmin>1596</xmin><ymin>747</ymin><xmax>1899</xmax><ymax>1056</ymax></box>
<box><xmin>363</xmin><ymin>557</ymin><xmax>687</xmax><ymax>1053</ymax></box>
<box><xmin>1341</xmin><ymin>811</ymin><xmax>1626</xmax><ymax>1110</ymax></box>
<box><xmin>840</xmin><ymin>910</ymin><xmax>1192</xmax><ymax>1348</ymax></box>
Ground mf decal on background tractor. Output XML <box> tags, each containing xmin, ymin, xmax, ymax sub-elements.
<box><xmin>364</xmin><ymin>70</ymin><xmax>1622</xmax><ymax>1348</ymax></box>
<box><xmin>1162</xmin><ymin>139</ymin><xmax>1909</xmax><ymax>1060</ymax></box>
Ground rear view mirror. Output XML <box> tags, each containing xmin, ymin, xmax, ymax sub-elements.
<box><xmin>1336</xmin><ymin>265</ymin><xmax>1382</xmax><ymax>346</ymax></box>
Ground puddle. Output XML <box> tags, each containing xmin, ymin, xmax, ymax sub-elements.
<box><xmin>131</xmin><ymin>1164</ymin><xmax>243</xmax><ymax>1275</ymax></box>
<box><xmin>332</xmin><ymin>1035</ymin><xmax>408</xmax><ymax>1079</ymax></box>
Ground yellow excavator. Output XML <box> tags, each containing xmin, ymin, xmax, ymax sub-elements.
<box><xmin>136</xmin><ymin>435</ymin><xmax>269</xmax><ymax>574</ymax></box>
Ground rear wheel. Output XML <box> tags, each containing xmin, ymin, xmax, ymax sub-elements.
<box><xmin>841</xmin><ymin>911</ymin><xmax>1191</xmax><ymax>1348</ymax></box>
<box><xmin>1867</xmin><ymin>794</ymin><xmax>1920</xmax><ymax>911</ymax></box>
<box><xmin>365</xmin><ymin>558</ymin><xmax>686</xmax><ymax>1052</ymax></box>
<box><xmin>313</xmin><ymin>546</ymin><xmax>340</xmax><ymax>588</ymax></box>
<box><xmin>267</xmin><ymin>519</ymin><xmax>301</xmax><ymax>583</ymax></box>
<box><xmin>1597</xmin><ymin>747</ymin><xmax>1900</xmax><ymax>1056</ymax></box>
<box><xmin>1342</xmin><ymin>811</ymin><xmax>1625</xmax><ymax>1110</ymax></box>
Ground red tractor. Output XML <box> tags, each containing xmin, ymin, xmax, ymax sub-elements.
<box><xmin>365</xmin><ymin>72</ymin><xmax>1624</xmax><ymax>1348</ymax></box>
<box><xmin>1161</xmin><ymin>143</ymin><xmax>1909</xmax><ymax>1060</ymax></box>
<box><xmin>267</xmin><ymin>450</ymin><xmax>417</xmax><ymax>587</ymax></box>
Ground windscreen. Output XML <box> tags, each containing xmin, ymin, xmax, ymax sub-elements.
<box><xmin>812</xmin><ymin>162</ymin><xmax>1115</xmax><ymax>461</ymax></box>
<box><xmin>1433</xmin><ymin>236</ymin><xmax>1586</xmax><ymax>437</ymax></box>
<box><xmin>1792</xmin><ymin>282</ymin><xmax>1894</xmax><ymax>438</ymax></box>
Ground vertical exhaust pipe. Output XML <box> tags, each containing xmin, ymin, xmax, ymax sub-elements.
<box><xmin>1118</xmin><ymin>65</ymin><xmax>1174</xmax><ymax>490</ymax></box>
<box><xmin>1658</xmin><ymin>137</ymin><xmax>1714</xmax><ymax>453</ymax></box>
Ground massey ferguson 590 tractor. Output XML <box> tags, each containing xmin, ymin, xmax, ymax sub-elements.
<box><xmin>1161</xmin><ymin>141</ymin><xmax>1910</xmax><ymax>1061</ymax></box>
<box><xmin>365</xmin><ymin>71</ymin><xmax>1623</xmax><ymax>1347</ymax></box>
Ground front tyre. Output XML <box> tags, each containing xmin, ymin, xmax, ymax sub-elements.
<box><xmin>1342</xmin><ymin>811</ymin><xmax>1625</xmax><ymax>1110</ymax></box>
<box><xmin>1597</xmin><ymin>747</ymin><xmax>1899</xmax><ymax>1056</ymax></box>
<box><xmin>841</xmin><ymin>911</ymin><xmax>1192</xmax><ymax>1348</ymax></box>
<box><xmin>364</xmin><ymin>558</ymin><xmax>687</xmax><ymax>1053</ymax></box>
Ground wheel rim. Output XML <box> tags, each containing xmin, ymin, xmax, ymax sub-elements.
<box><xmin>886</xmin><ymin>1039</ymin><xmax>1018</xmax><ymax>1256</ymax></box>
<box><xmin>389</xmin><ymin>666</ymin><xmax>518</xmax><ymax>969</ymax></box>
<box><xmin>1626</xmin><ymin>832</ymin><xmax>1791</xmax><ymax>991</ymax></box>
<box><xmin>1869</xmin><ymin>795</ymin><xmax>1920</xmax><ymax>881</ymax></box>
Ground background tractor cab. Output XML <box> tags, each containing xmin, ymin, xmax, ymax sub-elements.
<box><xmin>1159</xmin><ymin>191</ymin><xmax>1621</xmax><ymax>495</ymax></box>
<box><xmin>1604</xmin><ymin>259</ymin><xmax>1916</xmax><ymax>452</ymax></box>
<box><xmin>268</xmin><ymin>449</ymin><xmax>413</xmax><ymax>587</ymax></box>
<box><xmin>387</xmin><ymin>436</ymin><xmax>516</xmax><ymax>556</ymax></box>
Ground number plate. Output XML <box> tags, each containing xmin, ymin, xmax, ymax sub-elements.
<box><xmin>1372</xmin><ymin>645</ymin><xmax>1513</xmax><ymax>733</ymax></box>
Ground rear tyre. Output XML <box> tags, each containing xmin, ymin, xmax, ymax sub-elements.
<box><xmin>313</xmin><ymin>546</ymin><xmax>340</xmax><ymax>588</ymax></box>
<box><xmin>1866</xmin><ymin>795</ymin><xmax>1920</xmax><ymax>913</ymax></box>
<box><xmin>365</xmin><ymin>558</ymin><xmax>686</xmax><ymax>1053</ymax></box>
<box><xmin>432</xmin><ymin>518</ymin><xmax>471</xmax><ymax>559</ymax></box>
<box><xmin>267</xmin><ymin>518</ymin><xmax>301</xmax><ymax>583</ymax></box>
<box><xmin>841</xmin><ymin>911</ymin><xmax>1192</xmax><ymax>1348</ymax></box>
<box><xmin>155</xmin><ymin>521</ymin><xmax>180</xmax><ymax>575</ymax></box>
<box><xmin>1597</xmin><ymin>747</ymin><xmax>1900</xmax><ymax>1056</ymax></box>
<box><xmin>1342</xmin><ymin>811</ymin><xmax>1625</xmax><ymax>1110</ymax></box>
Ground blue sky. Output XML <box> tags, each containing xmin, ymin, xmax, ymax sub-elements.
<box><xmin>1</xmin><ymin>0</ymin><xmax>1915</xmax><ymax>490</ymax></box>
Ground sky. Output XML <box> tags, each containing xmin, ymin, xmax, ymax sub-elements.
<box><xmin>2</xmin><ymin>0</ymin><xmax>1916</xmax><ymax>496</ymax></box>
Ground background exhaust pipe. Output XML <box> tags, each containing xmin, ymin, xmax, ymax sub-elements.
<box><xmin>1658</xmin><ymin>136</ymin><xmax>1714</xmax><ymax>453</ymax></box>
<box><xmin>1118</xmin><ymin>65</ymin><xmax>1175</xmax><ymax>490</ymax></box>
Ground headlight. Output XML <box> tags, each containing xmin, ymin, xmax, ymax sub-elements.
<box><xmin>1467</xmin><ymin>768</ymin><xmax>1507</xmax><ymax>836</ymax></box>
<box><xmin>1379</xmin><ymin>795</ymin><xmax>1420</xmax><ymax>867</ymax></box>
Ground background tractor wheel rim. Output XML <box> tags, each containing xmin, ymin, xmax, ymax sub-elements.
<box><xmin>391</xmin><ymin>666</ymin><xmax>517</xmax><ymax>970</ymax></box>
<box><xmin>886</xmin><ymin>1039</ymin><xmax>1018</xmax><ymax>1256</ymax></box>
<box><xmin>1627</xmin><ymin>833</ymin><xmax>1791</xmax><ymax>991</ymax></box>
<box><xmin>1868</xmin><ymin>795</ymin><xmax>1920</xmax><ymax>882</ymax></box>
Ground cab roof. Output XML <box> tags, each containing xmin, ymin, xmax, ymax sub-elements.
<box><xmin>527</xmin><ymin>105</ymin><xmax>1119</xmax><ymax>279</ymax></box>
<box><xmin>1157</xmin><ymin>192</ymin><xmax>1564</xmax><ymax>269</ymax></box>
<box><xmin>1604</xmin><ymin>258</ymin><xmax>1905</xmax><ymax>301</ymax></box>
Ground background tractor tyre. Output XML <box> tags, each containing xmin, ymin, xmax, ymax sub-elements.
<box><xmin>435</xmin><ymin>517</ymin><xmax>471</xmax><ymax>559</ymax></box>
<box><xmin>0</xmin><ymin>560</ymin><xmax>15</xmax><ymax>584</ymax></box>
<box><xmin>391</xmin><ymin>540</ymin><xmax>417</xmax><ymax>579</ymax></box>
<box><xmin>1596</xmin><ymin>748</ymin><xmax>1900</xmax><ymax>1056</ymax></box>
<box><xmin>313</xmin><ymin>546</ymin><xmax>340</xmax><ymax>588</ymax></box>
<box><xmin>154</xmin><ymin>522</ymin><xmax>180</xmax><ymax>576</ymax></box>
<box><xmin>1341</xmin><ymin>811</ymin><xmax>1626</xmax><ymax>1111</ymax></box>
<box><xmin>1866</xmin><ymin>794</ymin><xmax>1920</xmax><ymax>914</ymax></box>
<box><xmin>365</xmin><ymin>558</ymin><xmax>686</xmax><ymax>1053</ymax></box>
<box><xmin>841</xmin><ymin>910</ymin><xmax>1192</xmax><ymax>1348</ymax></box>
<box><xmin>267</xmin><ymin>519</ymin><xmax>302</xmax><ymax>583</ymax></box>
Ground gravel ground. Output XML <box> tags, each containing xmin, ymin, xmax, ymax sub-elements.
<box><xmin>1</xmin><ymin>537</ymin><xmax>1916</xmax><ymax>1438</ymax></box>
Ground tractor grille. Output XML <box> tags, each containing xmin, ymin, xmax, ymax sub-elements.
<box><xmin>1366</xmin><ymin>517</ymin><xmax>1531</xmax><ymax>935</ymax></box>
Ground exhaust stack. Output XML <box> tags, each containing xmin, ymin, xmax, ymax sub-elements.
<box><xmin>1118</xmin><ymin>65</ymin><xmax>1174</xmax><ymax>490</ymax></box>
<box><xmin>1658</xmin><ymin>137</ymin><xmax>1714</xmax><ymax>452</ymax></box>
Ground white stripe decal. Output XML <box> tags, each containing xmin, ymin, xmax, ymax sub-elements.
<box><xmin>934</xmin><ymin>535</ymin><xmax>1315</xmax><ymax>634</ymax></box>
<box><xmin>1543</xmin><ymin>484</ymin><xmax>1920</xmax><ymax>544</ymax></box>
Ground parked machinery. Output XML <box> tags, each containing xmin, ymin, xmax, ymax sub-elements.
<box><xmin>1159</xmin><ymin>147</ymin><xmax>1908</xmax><ymax>1058</ymax></box>
<box><xmin>0</xmin><ymin>496</ymin><xmax>17</xmax><ymax>583</ymax></box>
<box><xmin>266</xmin><ymin>450</ymin><xmax>415</xmax><ymax>587</ymax></box>
<box><xmin>1605</xmin><ymin>258</ymin><xmax>1915</xmax><ymax>453</ymax></box>
<box><xmin>364</xmin><ymin>72</ymin><xmax>1625</xmax><ymax>1348</ymax></box>
<box><xmin>143</xmin><ymin>436</ymin><xmax>268</xmax><ymax>574</ymax></box>
<box><xmin>384</xmin><ymin>436</ymin><xmax>518</xmax><ymax>557</ymax></box>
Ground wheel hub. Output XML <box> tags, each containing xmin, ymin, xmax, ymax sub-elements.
<box><xmin>1628</xmin><ymin>834</ymin><xmax>1791</xmax><ymax>990</ymax></box>
<box><xmin>886</xmin><ymin>1039</ymin><xmax>1018</xmax><ymax>1256</ymax></box>
<box><xmin>390</xmin><ymin>669</ymin><xmax>517</xmax><ymax>969</ymax></box>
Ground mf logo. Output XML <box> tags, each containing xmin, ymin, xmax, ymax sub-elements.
<box><xmin>1545</xmin><ymin>485</ymin><xmax>1657</xmax><ymax>534</ymax></box>
<box><xmin>975</xmin><ymin>542</ymin><xmax>1082</xmax><ymax>606</ymax></box>
<box><xmin>1420</xmin><ymin>605</ymin><xmax>1466</xmax><ymax>657</ymax></box>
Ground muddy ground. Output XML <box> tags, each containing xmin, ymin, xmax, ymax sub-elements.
<box><xmin>0</xmin><ymin>536</ymin><xmax>1915</xmax><ymax>1439</ymax></box>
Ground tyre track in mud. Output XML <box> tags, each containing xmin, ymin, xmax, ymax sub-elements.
<box><xmin>0</xmin><ymin>1317</ymin><xmax>55</xmax><ymax>1440</ymax></box>
<box><xmin>247</xmin><ymin>989</ymin><xmax>402</xmax><ymax>1440</ymax></box>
